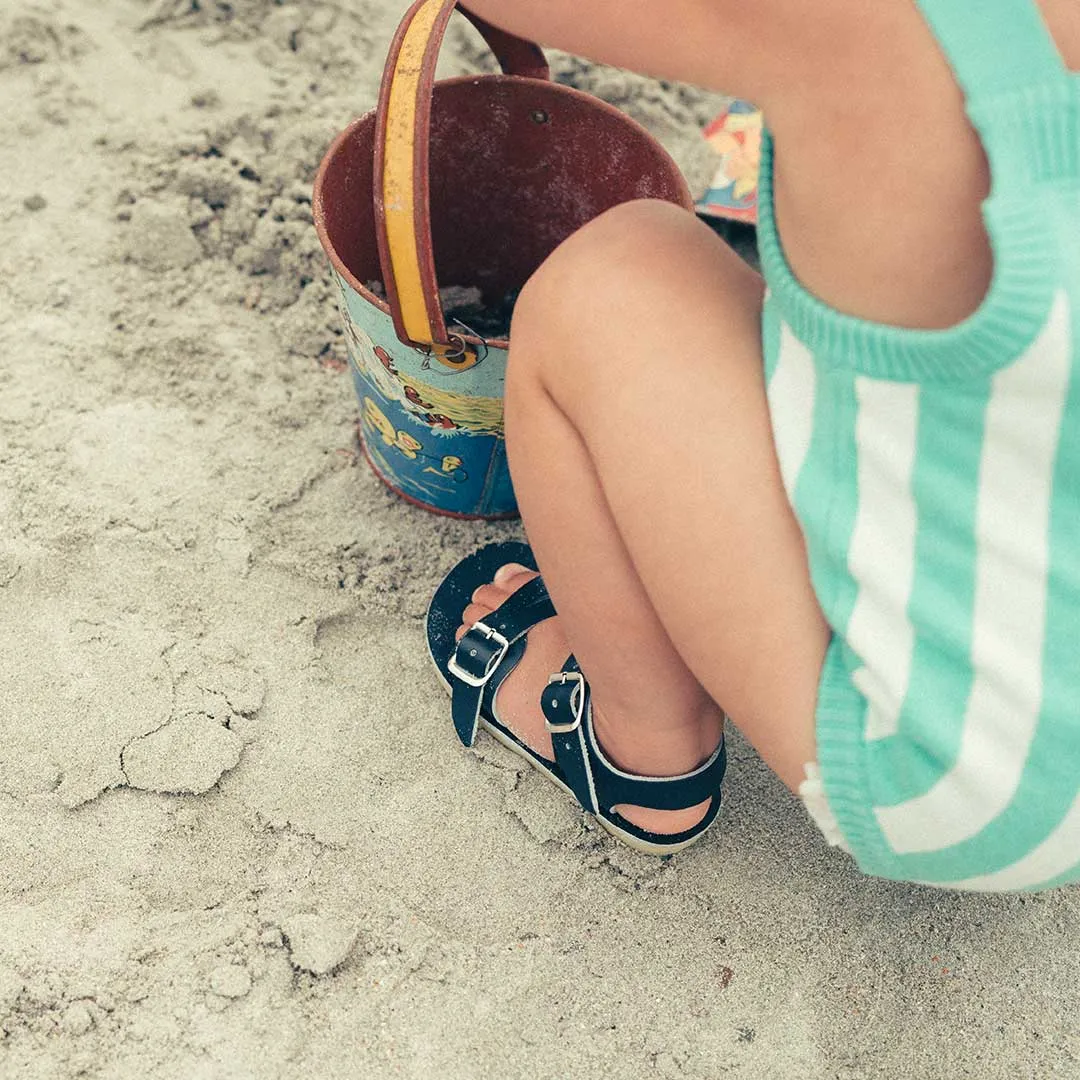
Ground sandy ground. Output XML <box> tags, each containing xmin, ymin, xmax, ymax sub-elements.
<box><xmin>1</xmin><ymin>1</ymin><xmax>1078</xmax><ymax>1077</ymax></box>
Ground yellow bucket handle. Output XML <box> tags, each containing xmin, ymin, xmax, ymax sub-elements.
<box><xmin>374</xmin><ymin>0</ymin><xmax>549</xmax><ymax>369</ymax></box>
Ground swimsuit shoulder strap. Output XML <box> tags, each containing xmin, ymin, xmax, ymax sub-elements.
<box><xmin>913</xmin><ymin>0</ymin><xmax>1070</xmax><ymax>103</ymax></box>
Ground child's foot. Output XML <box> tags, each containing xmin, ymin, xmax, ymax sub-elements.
<box><xmin>457</xmin><ymin>563</ymin><xmax>724</xmax><ymax>837</ymax></box>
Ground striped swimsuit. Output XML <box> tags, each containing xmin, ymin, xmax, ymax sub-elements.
<box><xmin>758</xmin><ymin>0</ymin><xmax>1080</xmax><ymax>890</ymax></box>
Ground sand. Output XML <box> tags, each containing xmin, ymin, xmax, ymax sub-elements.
<box><xmin>2</xmin><ymin>1</ymin><xmax>1078</xmax><ymax>1077</ymax></box>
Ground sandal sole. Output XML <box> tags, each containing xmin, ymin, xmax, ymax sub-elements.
<box><xmin>425</xmin><ymin>541</ymin><xmax>718</xmax><ymax>856</ymax></box>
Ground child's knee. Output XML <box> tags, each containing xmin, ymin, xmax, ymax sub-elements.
<box><xmin>524</xmin><ymin>199</ymin><xmax>702</xmax><ymax>303</ymax></box>
<box><xmin>509</xmin><ymin>201</ymin><xmax>702</xmax><ymax>368</ymax></box>
<box><xmin>516</xmin><ymin>199</ymin><xmax>759</xmax><ymax>344</ymax></box>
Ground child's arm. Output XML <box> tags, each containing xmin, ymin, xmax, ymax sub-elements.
<box><xmin>463</xmin><ymin>0</ymin><xmax>770</xmax><ymax>100</ymax></box>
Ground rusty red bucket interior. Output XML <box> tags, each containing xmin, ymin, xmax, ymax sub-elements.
<box><xmin>314</xmin><ymin>75</ymin><xmax>693</xmax><ymax>330</ymax></box>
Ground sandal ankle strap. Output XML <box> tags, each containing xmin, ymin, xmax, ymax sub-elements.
<box><xmin>542</xmin><ymin>656</ymin><xmax>726</xmax><ymax>815</ymax></box>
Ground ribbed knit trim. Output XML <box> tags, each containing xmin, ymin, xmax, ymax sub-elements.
<box><xmin>757</xmin><ymin>83</ymin><xmax>1073</xmax><ymax>383</ymax></box>
<box><xmin>969</xmin><ymin>82</ymin><xmax>1080</xmax><ymax>183</ymax></box>
<box><xmin>813</xmin><ymin>639</ymin><xmax>898</xmax><ymax>879</ymax></box>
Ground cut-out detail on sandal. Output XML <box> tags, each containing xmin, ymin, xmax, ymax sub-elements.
<box><xmin>426</xmin><ymin>541</ymin><xmax>727</xmax><ymax>855</ymax></box>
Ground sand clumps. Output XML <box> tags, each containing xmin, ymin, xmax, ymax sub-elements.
<box><xmin>0</xmin><ymin>966</ymin><xmax>24</xmax><ymax>1016</ymax></box>
<box><xmin>280</xmin><ymin>914</ymin><xmax>359</xmax><ymax>976</ymax></box>
<box><xmin>121</xmin><ymin>714</ymin><xmax>243</xmax><ymax>794</ymax></box>
<box><xmin>59</xmin><ymin>1001</ymin><xmax>95</xmax><ymax>1037</ymax></box>
<box><xmin>208</xmin><ymin>963</ymin><xmax>253</xmax><ymax>999</ymax></box>
<box><xmin>121</xmin><ymin>202</ymin><xmax>204</xmax><ymax>273</ymax></box>
<box><xmin>0</xmin><ymin>11</ymin><xmax>92</xmax><ymax>70</ymax></box>
<box><xmin>118</xmin><ymin>645</ymin><xmax>265</xmax><ymax>794</ymax></box>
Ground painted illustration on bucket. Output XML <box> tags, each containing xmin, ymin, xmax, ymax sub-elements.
<box><xmin>336</xmin><ymin>280</ymin><xmax>504</xmax><ymax>437</ymax></box>
<box><xmin>331</xmin><ymin>271</ymin><xmax>515</xmax><ymax>516</ymax></box>
<box><xmin>362</xmin><ymin>397</ymin><xmax>468</xmax><ymax>484</ymax></box>
<box><xmin>360</xmin><ymin>390</ymin><xmax>482</xmax><ymax>506</ymax></box>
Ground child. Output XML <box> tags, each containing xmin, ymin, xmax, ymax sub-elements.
<box><xmin>426</xmin><ymin>0</ymin><xmax>1080</xmax><ymax>890</ymax></box>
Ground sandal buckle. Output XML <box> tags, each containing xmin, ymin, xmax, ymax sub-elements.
<box><xmin>447</xmin><ymin>622</ymin><xmax>510</xmax><ymax>688</ymax></box>
<box><xmin>544</xmin><ymin>671</ymin><xmax>586</xmax><ymax>734</ymax></box>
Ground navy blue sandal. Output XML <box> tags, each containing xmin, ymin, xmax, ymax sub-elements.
<box><xmin>426</xmin><ymin>542</ymin><xmax>726</xmax><ymax>854</ymax></box>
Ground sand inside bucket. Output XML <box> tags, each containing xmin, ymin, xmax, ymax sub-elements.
<box><xmin>366</xmin><ymin>281</ymin><xmax>520</xmax><ymax>341</ymax></box>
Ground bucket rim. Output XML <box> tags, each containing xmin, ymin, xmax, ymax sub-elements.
<box><xmin>313</xmin><ymin>73</ymin><xmax>694</xmax><ymax>350</ymax></box>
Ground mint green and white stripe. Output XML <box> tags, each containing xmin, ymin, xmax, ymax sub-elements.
<box><xmin>757</xmin><ymin>0</ymin><xmax>1080</xmax><ymax>891</ymax></box>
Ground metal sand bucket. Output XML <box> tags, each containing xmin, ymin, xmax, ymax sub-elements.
<box><xmin>313</xmin><ymin>0</ymin><xmax>693</xmax><ymax>518</ymax></box>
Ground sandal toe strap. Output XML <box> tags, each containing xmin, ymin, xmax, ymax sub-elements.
<box><xmin>542</xmin><ymin>656</ymin><xmax>727</xmax><ymax>815</ymax></box>
<box><xmin>449</xmin><ymin>575</ymin><xmax>556</xmax><ymax>747</ymax></box>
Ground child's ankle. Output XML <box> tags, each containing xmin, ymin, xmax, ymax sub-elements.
<box><xmin>590</xmin><ymin>701</ymin><xmax>724</xmax><ymax>779</ymax></box>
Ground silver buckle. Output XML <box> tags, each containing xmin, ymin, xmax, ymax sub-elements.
<box><xmin>543</xmin><ymin>671</ymin><xmax>586</xmax><ymax>734</ymax></box>
<box><xmin>446</xmin><ymin>622</ymin><xmax>510</xmax><ymax>688</ymax></box>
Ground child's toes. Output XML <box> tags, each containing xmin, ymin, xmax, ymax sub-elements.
<box><xmin>493</xmin><ymin>562</ymin><xmax>533</xmax><ymax>585</ymax></box>
<box><xmin>456</xmin><ymin>600</ymin><xmax>493</xmax><ymax>640</ymax></box>
<box><xmin>458</xmin><ymin>568</ymin><xmax>541</xmax><ymax>641</ymax></box>
<box><xmin>471</xmin><ymin>582</ymin><xmax>509</xmax><ymax>608</ymax></box>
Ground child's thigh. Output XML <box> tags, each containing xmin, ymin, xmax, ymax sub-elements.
<box><xmin>510</xmin><ymin>199</ymin><xmax>829</xmax><ymax>790</ymax></box>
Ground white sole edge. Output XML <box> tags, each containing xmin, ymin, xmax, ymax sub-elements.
<box><xmin>426</xmin><ymin>629</ymin><xmax>717</xmax><ymax>857</ymax></box>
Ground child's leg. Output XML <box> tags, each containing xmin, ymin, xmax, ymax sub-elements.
<box><xmin>458</xmin><ymin>199</ymin><xmax>829</xmax><ymax>833</ymax></box>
